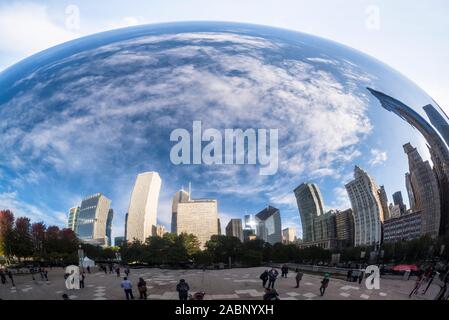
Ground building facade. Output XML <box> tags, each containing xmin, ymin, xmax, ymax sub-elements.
<box><xmin>294</xmin><ymin>183</ymin><xmax>325</xmax><ymax>242</ymax></box>
<box><xmin>378</xmin><ymin>186</ymin><xmax>390</xmax><ymax>221</ymax></box>
<box><xmin>282</xmin><ymin>228</ymin><xmax>297</xmax><ymax>244</ymax></box>
<box><xmin>392</xmin><ymin>191</ymin><xmax>407</xmax><ymax>216</ymax></box>
<box><xmin>345</xmin><ymin>166</ymin><xmax>384</xmax><ymax>247</ymax></box>
<box><xmin>404</xmin><ymin>143</ymin><xmax>441</xmax><ymax>238</ymax></box>
<box><xmin>171</xmin><ymin>189</ymin><xmax>190</xmax><ymax>234</ymax></box>
<box><xmin>68</xmin><ymin>206</ymin><xmax>80</xmax><ymax>232</ymax></box>
<box><xmin>225</xmin><ymin>219</ymin><xmax>244</xmax><ymax>242</ymax></box>
<box><xmin>335</xmin><ymin>209</ymin><xmax>354</xmax><ymax>247</ymax></box>
<box><xmin>155</xmin><ymin>224</ymin><xmax>167</xmax><ymax>237</ymax></box>
<box><xmin>383</xmin><ymin>211</ymin><xmax>422</xmax><ymax>243</ymax></box>
<box><xmin>255</xmin><ymin>206</ymin><xmax>282</xmax><ymax>244</ymax></box>
<box><xmin>76</xmin><ymin>193</ymin><xmax>111</xmax><ymax>246</ymax></box>
<box><xmin>126</xmin><ymin>171</ymin><xmax>162</xmax><ymax>242</ymax></box>
<box><xmin>106</xmin><ymin>209</ymin><xmax>114</xmax><ymax>247</ymax></box>
<box><xmin>172</xmin><ymin>190</ymin><xmax>219</xmax><ymax>249</ymax></box>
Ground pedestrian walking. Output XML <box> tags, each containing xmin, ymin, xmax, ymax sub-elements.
<box><xmin>30</xmin><ymin>267</ymin><xmax>35</xmax><ymax>281</ymax></box>
<box><xmin>263</xmin><ymin>288</ymin><xmax>280</xmax><ymax>300</ymax></box>
<box><xmin>121</xmin><ymin>277</ymin><xmax>134</xmax><ymax>300</ymax></box>
<box><xmin>281</xmin><ymin>264</ymin><xmax>289</xmax><ymax>278</ymax></box>
<box><xmin>409</xmin><ymin>273</ymin><xmax>424</xmax><ymax>298</ymax></box>
<box><xmin>295</xmin><ymin>269</ymin><xmax>303</xmax><ymax>288</ymax></box>
<box><xmin>259</xmin><ymin>270</ymin><xmax>269</xmax><ymax>288</ymax></box>
<box><xmin>109</xmin><ymin>264</ymin><xmax>113</xmax><ymax>274</ymax></box>
<box><xmin>176</xmin><ymin>279</ymin><xmax>190</xmax><ymax>300</ymax></box>
<box><xmin>87</xmin><ymin>265</ymin><xmax>91</xmax><ymax>274</ymax></box>
<box><xmin>80</xmin><ymin>272</ymin><xmax>85</xmax><ymax>289</ymax></box>
<box><xmin>39</xmin><ymin>268</ymin><xmax>45</xmax><ymax>280</ymax></box>
<box><xmin>116</xmin><ymin>267</ymin><xmax>120</xmax><ymax>277</ymax></box>
<box><xmin>137</xmin><ymin>278</ymin><xmax>148</xmax><ymax>300</ymax></box>
<box><xmin>6</xmin><ymin>270</ymin><xmax>15</xmax><ymax>287</ymax></box>
<box><xmin>358</xmin><ymin>270</ymin><xmax>364</xmax><ymax>284</ymax></box>
<box><xmin>0</xmin><ymin>270</ymin><xmax>7</xmax><ymax>285</ymax></box>
<box><xmin>124</xmin><ymin>267</ymin><xmax>130</xmax><ymax>277</ymax></box>
<box><xmin>346</xmin><ymin>269</ymin><xmax>353</xmax><ymax>282</ymax></box>
<box><xmin>43</xmin><ymin>269</ymin><xmax>49</xmax><ymax>281</ymax></box>
<box><xmin>268</xmin><ymin>268</ymin><xmax>279</xmax><ymax>289</ymax></box>
<box><xmin>319</xmin><ymin>273</ymin><xmax>331</xmax><ymax>296</ymax></box>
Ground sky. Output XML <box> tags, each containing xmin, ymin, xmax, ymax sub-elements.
<box><xmin>0</xmin><ymin>1</ymin><xmax>448</xmax><ymax>242</ymax></box>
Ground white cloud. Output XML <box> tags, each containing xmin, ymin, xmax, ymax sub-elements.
<box><xmin>369</xmin><ymin>149</ymin><xmax>388</xmax><ymax>166</ymax></box>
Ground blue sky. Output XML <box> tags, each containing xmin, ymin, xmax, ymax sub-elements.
<box><xmin>0</xmin><ymin>1</ymin><xmax>447</xmax><ymax>241</ymax></box>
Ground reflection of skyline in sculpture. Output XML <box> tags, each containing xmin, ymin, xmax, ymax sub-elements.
<box><xmin>368</xmin><ymin>88</ymin><xmax>449</xmax><ymax>237</ymax></box>
<box><xmin>423</xmin><ymin>104</ymin><xmax>449</xmax><ymax>149</ymax></box>
<box><xmin>293</xmin><ymin>183</ymin><xmax>325</xmax><ymax>243</ymax></box>
<box><xmin>255</xmin><ymin>206</ymin><xmax>282</xmax><ymax>245</ymax></box>
<box><xmin>345</xmin><ymin>166</ymin><xmax>384</xmax><ymax>247</ymax></box>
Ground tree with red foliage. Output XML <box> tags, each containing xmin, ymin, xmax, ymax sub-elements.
<box><xmin>0</xmin><ymin>210</ymin><xmax>15</xmax><ymax>263</ymax></box>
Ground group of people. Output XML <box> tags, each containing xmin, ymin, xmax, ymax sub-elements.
<box><xmin>0</xmin><ymin>269</ymin><xmax>15</xmax><ymax>287</ymax></box>
<box><xmin>260</xmin><ymin>266</ymin><xmax>331</xmax><ymax>298</ymax></box>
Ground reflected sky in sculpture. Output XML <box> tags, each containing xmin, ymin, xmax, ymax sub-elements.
<box><xmin>0</xmin><ymin>22</ymin><xmax>448</xmax><ymax>239</ymax></box>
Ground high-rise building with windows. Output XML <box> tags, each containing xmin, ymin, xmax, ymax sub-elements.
<box><xmin>77</xmin><ymin>193</ymin><xmax>111</xmax><ymax>246</ymax></box>
<box><xmin>155</xmin><ymin>224</ymin><xmax>167</xmax><ymax>237</ymax></box>
<box><xmin>345</xmin><ymin>166</ymin><xmax>384</xmax><ymax>246</ymax></box>
<box><xmin>392</xmin><ymin>191</ymin><xmax>407</xmax><ymax>216</ymax></box>
<box><xmin>68</xmin><ymin>206</ymin><xmax>80</xmax><ymax>232</ymax></box>
<box><xmin>171</xmin><ymin>190</ymin><xmax>219</xmax><ymax>249</ymax></box>
<box><xmin>294</xmin><ymin>183</ymin><xmax>325</xmax><ymax>242</ymax></box>
<box><xmin>423</xmin><ymin>104</ymin><xmax>449</xmax><ymax>148</ymax></box>
<box><xmin>225</xmin><ymin>219</ymin><xmax>243</xmax><ymax>242</ymax></box>
<box><xmin>335</xmin><ymin>209</ymin><xmax>354</xmax><ymax>247</ymax></box>
<box><xmin>378</xmin><ymin>186</ymin><xmax>390</xmax><ymax>220</ymax></box>
<box><xmin>106</xmin><ymin>209</ymin><xmax>114</xmax><ymax>247</ymax></box>
<box><xmin>282</xmin><ymin>228</ymin><xmax>297</xmax><ymax>244</ymax></box>
<box><xmin>126</xmin><ymin>172</ymin><xmax>162</xmax><ymax>243</ymax></box>
<box><xmin>403</xmin><ymin>143</ymin><xmax>441</xmax><ymax>238</ymax></box>
<box><xmin>255</xmin><ymin>206</ymin><xmax>282</xmax><ymax>244</ymax></box>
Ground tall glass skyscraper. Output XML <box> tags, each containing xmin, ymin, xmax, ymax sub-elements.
<box><xmin>126</xmin><ymin>172</ymin><xmax>162</xmax><ymax>243</ymax></box>
<box><xmin>67</xmin><ymin>206</ymin><xmax>80</xmax><ymax>232</ymax></box>
<box><xmin>106</xmin><ymin>209</ymin><xmax>114</xmax><ymax>247</ymax></box>
<box><xmin>255</xmin><ymin>206</ymin><xmax>282</xmax><ymax>244</ymax></box>
<box><xmin>76</xmin><ymin>193</ymin><xmax>111</xmax><ymax>245</ymax></box>
<box><xmin>345</xmin><ymin>166</ymin><xmax>384</xmax><ymax>247</ymax></box>
<box><xmin>294</xmin><ymin>183</ymin><xmax>325</xmax><ymax>242</ymax></box>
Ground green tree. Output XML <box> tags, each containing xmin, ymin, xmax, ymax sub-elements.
<box><xmin>11</xmin><ymin>217</ymin><xmax>34</xmax><ymax>261</ymax></box>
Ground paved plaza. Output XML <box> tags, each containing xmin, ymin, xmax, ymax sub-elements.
<box><xmin>0</xmin><ymin>267</ymin><xmax>442</xmax><ymax>300</ymax></box>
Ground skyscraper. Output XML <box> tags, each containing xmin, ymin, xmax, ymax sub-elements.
<box><xmin>106</xmin><ymin>209</ymin><xmax>114</xmax><ymax>247</ymax></box>
<box><xmin>225</xmin><ymin>219</ymin><xmax>244</xmax><ymax>242</ymax></box>
<box><xmin>172</xmin><ymin>190</ymin><xmax>219</xmax><ymax>249</ymax></box>
<box><xmin>392</xmin><ymin>191</ymin><xmax>407</xmax><ymax>215</ymax></box>
<box><xmin>76</xmin><ymin>193</ymin><xmax>111</xmax><ymax>246</ymax></box>
<box><xmin>345</xmin><ymin>166</ymin><xmax>384</xmax><ymax>247</ymax></box>
<box><xmin>378</xmin><ymin>186</ymin><xmax>390</xmax><ymax>220</ymax></box>
<box><xmin>171</xmin><ymin>189</ymin><xmax>190</xmax><ymax>234</ymax></box>
<box><xmin>67</xmin><ymin>206</ymin><xmax>80</xmax><ymax>232</ymax></box>
<box><xmin>126</xmin><ymin>172</ymin><xmax>162</xmax><ymax>243</ymax></box>
<box><xmin>405</xmin><ymin>173</ymin><xmax>416</xmax><ymax>211</ymax></box>
<box><xmin>368</xmin><ymin>88</ymin><xmax>449</xmax><ymax>236</ymax></box>
<box><xmin>294</xmin><ymin>183</ymin><xmax>325</xmax><ymax>242</ymax></box>
<box><xmin>335</xmin><ymin>209</ymin><xmax>354</xmax><ymax>247</ymax></box>
<box><xmin>403</xmin><ymin>143</ymin><xmax>441</xmax><ymax>238</ymax></box>
<box><xmin>155</xmin><ymin>225</ymin><xmax>167</xmax><ymax>237</ymax></box>
<box><xmin>282</xmin><ymin>228</ymin><xmax>297</xmax><ymax>244</ymax></box>
<box><xmin>255</xmin><ymin>206</ymin><xmax>282</xmax><ymax>244</ymax></box>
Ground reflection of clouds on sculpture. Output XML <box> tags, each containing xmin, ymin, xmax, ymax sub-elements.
<box><xmin>0</xmin><ymin>23</ymin><xmax>444</xmax><ymax>238</ymax></box>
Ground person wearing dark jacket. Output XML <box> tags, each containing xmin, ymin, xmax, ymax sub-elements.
<box><xmin>176</xmin><ymin>279</ymin><xmax>190</xmax><ymax>300</ymax></box>
<box><xmin>263</xmin><ymin>288</ymin><xmax>280</xmax><ymax>300</ymax></box>
<box><xmin>260</xmin><ymin>270</ymin><xmax>269</xmax><ymax>288</ymax></box>
<box><xmin>268</xmin><ymin>268</ymin><xmax>279</xmax><ymax>289</ymax></box>
<box><xmin>295</xmin><ymin>269</ymin><xmax>303</xmax><ymax>288</ymax></box>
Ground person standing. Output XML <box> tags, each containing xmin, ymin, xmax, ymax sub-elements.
<box><xmin>43</xmin><ymin>269</ymin><xmax>49</xmax><ymax>281</ymax></box>
<box><xmin>320</xmin><ymin>273</ymin><xmax>330</xmax><ymax>296</ymax></box>
<box><xmin>30</xmin><ymin>267</ymin><xmax>35</xmax><ymax>281</ymax></box>
<box><xmin>358</xmin><ymin>270</ymin><xmax>364</xmax><ymax>284</ymax></box>
<box><xmin>7</xmin><ymin>270</ymin><xmax>15</xmax><ymax>287</ymax></box>
<box><xmin>86</xmin><ymin>265</ymin><xmax>91</xmax><ymax>274</ymax></box>
<box><xmin>295</xmin><ymin>269</ymin><xmax>303</xmax><ymax>288</ymax></box>
<box><xmin>109</xmin><ymin>264</ymin><xmax>113</xmax><ymax>274</ymax></box>
<box><xmin>346</xmin><ymin>269</ymin><xmax>353</xmax><ymax>282</ymax></box>
<box><xmin>121</xmin><ymin>277</ymin><xmax>134</xmax><ymax>300</ymax></box>
<box><xmin>124</xmin><ymin>267</ymin><xmax>130</xmax><ymax>277</ymax></box>
<box><xmin>176</xmin><ymin>279</ymin><xmax>190</xmax><ymax>300</ymax></box>
<box><xmin>116</xmin><ymin>267</ymin><xmax>121</xmax><ymax>278</ymax></box>
<box><xmin>0</xmin><ymin>270</ymin><xmax>7</xmax><ymax>285</ymax></box>
<box><xmin>281</xmin><ymin>265</ymin><xmax>289</xmax><ymax>278</ymax></box>
<box><xmin>268</xmin><ymin>268</ymin><xmax>279</xmax><ymax>289</ymax></box>
<box><xmin>138</xmin><ymin>278</ymin><xmax>148</xmax><ymax>300</ymax></box>
<box><xmin>260</xmin><ymin>270</ymin><xmax>269</xmax><ymax>288</ymax></box>
<box><xmin>80</xmin><ymin>272</ymin><xmax>85</xmax><ymax>289</ymax></box>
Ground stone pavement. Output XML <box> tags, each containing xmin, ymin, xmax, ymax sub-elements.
<box><xmin>0</xmin><ymin>266</ymin><xmax>441</xmax><ymax>300</ymax></box>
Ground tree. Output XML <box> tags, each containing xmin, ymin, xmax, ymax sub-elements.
<box><xmin>0</xmin><ymin>210</ymin><xmax>15</xmax><ymax>263</ymax></box>
<box><xmin>31</xmin><ymin>222</ymin><xmax>46</xmax><ymax>260</ymax></box>
<box><xmin>11</xmin><ymin>217</ymin><xmax>34</xmax><ymax>261</ymax></box>
<box><xmin>205</xmin><ymin>235</ymin><xmax>242</xmax><ymax>263</ymax></box>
